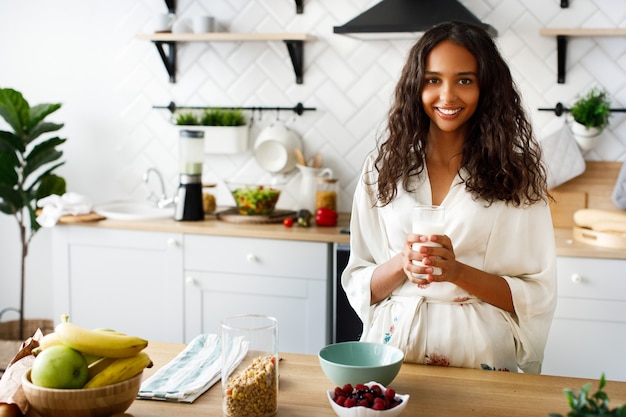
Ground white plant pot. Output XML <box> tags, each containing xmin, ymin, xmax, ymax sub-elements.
<box><xmin>176</xmin><ymin>125</ymin><xmax>249</xmax><ymax>154</ymax></box>
<box><xmin>570</xmin><ymin>121</ymin><xmax>601</xmax><ymax>153</ymax></box>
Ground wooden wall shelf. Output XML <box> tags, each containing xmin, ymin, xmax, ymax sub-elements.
<box><xmin>136</xmin><ymin>33</ymin><xmax>316</xmax><ymax>84</ymax></box>
<box><xmin>539</xmin><ymin>28</ymin><xmax>626</xmax><ymax>83</ymax></box>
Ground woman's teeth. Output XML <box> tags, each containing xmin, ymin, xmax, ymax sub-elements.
<box><xmin>437</xmin><ymin>108</ymin><xmax>461</xmax><ymax>115</ymax></box>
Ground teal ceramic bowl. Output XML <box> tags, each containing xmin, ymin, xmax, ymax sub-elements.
<box><xmin>318</xmin><ymin>342</ymin><xmax>404</xmax><ymax>387</ymax></box>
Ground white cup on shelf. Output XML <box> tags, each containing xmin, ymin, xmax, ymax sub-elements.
<box><xmin>192</xmin><ymin>16</ymin><xmax>215</xmax><ymax>33</ymax></box>
<box><xmin>153</xmin><ymin>13</ymin><xmax>176</xmax><ymax>32</ymax></box>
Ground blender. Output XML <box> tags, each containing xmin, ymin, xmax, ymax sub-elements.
<box><xmin>174</xmin><ymin>129</ymin><xmax>204</xmax><ymax>221</ymax></box>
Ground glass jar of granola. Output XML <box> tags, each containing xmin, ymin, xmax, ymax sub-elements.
<box><xmin>221</xmin><ymin>314</ymin><xmax>279</xmax><ymax>417</ymax></box>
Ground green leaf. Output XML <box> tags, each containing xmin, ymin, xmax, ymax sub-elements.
<box><xmin>0</xmin><ymin>184</ymin><xmax>22</xmax><ymax>213</ymax></box>
<box><xmin>25</xmin><ymin>162</ymin><xmax>65</xmax><ymax>195</ymax></box>
<box><xmin>28</xmin><ymin>204</ymin><xmax>41</xmax><ymax>233</ymax></box>
<box><xmin>0</xmin><ymin>130</ymin><xmax>25</xmax><ymax>153</ymax></box>
<box><xmin>35</xmin><ymin>174</ymin><xmax>66</xmax><ymax>200</ymax></box>
<box><xmin>23</xmin><ymin>137</ymin><xmax>65</xmax><ymax>180</ymax></box>
<box><xmin>0</xmin><ymin>88</ymin><xmax>29</xmax><ymax>136</ymax></box>
<box><xmin>28</xmin><ymin>102</ymin><xmax>61</xmax><ymax>130</ymax></box>
<box><xmin>0</xmin><ymin>150</ymin><xmax>19</xmax><ymax>187</ymax></box>
<box><xmin>27</xmin><ymin>121</ymin><xmax>64</xmax><ymax>143</ymax></box>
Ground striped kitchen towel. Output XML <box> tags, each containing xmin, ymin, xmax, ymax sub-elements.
<box><xmin>137</xmin><ymin>333</ymin><xmax>247</xmax><ymax>403</ymax></box>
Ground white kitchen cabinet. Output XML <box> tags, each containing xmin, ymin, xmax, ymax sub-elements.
<box><xmin>52</xmin><ymin>226</ymin><xmax>184</xmax><ymax>343</ymax></box>
<box><xmin>183</xmin><ymin>235</ymin><xmax>331</xmax><ymax>355</ymax></box>
<box><xmin>542</xmin><ymin>256</ymin><xmax>626</xmax><ymax>381</ymax></box>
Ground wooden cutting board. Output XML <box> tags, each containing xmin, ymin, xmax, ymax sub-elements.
<box><xmin>573</xmin><ymin>226</ymin><xmax>626</xmax><ymax>249</ymax></box>
<box><xmin>57</xmin><ymin>212</ymin><xmax>106</xmax><ymax>223</ymax></box>
<box><xmin>549</xmin><ymin>190</ymin><xmax>587</xmax><ymax>228</ymax></box>
<box><xmin>35</xmin><ymin>209</ymin><xmax>106</xmax><ymax>223</ymax></box>
<box><xmin>216</xmin><ymin>208</ymin><xmax>296</xmax><ymax>224</ymax></box>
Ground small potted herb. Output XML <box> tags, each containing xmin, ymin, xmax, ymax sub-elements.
<box><xmin>549</xmin><ymin>373</ymin><xmax>626</xmax><ymax>417</ymax></box>
<box><xmin>174</xmin><ymin>108</ymin><xmax>248</xmax><ymax>154</ymax></box>
<box><xmin>569</xmin><ymin>87</ymin><xmax>611</xmax><ymax>152</ymax></box>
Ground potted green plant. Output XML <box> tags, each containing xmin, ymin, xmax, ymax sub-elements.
<box><xmin>569</xmin><ymin>87</ymin><xmax>611</xmax><ymax>152</ymax></box>
<box><xmin>0</xmin><ymin>88</ymin><xmax>67</xmax><ymax>340</ymax></box>
<box><xmin>549</xmin><ymin>373</ymin><xmax>626</xmax><ymax>416</ymax></box>
<box><xmin>174</xmin><ymin>108</ymin><xmax>249</xmax><ymax>154</ymax></box>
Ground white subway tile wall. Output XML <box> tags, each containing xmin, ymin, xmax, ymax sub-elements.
<box><xmin>0</xmin><ymin>0</ymin><xmax>625</xmax><ymax>315</ymax></box>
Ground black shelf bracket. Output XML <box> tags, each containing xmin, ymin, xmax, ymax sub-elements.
<box><xmin>164</xmin><ymin>0</ymin><xmax>175</xmax><ymax>14</ymax></box>
<box><xmin>153</xmin><ymin>41</ymin><xmax>177</xmax><ymax>83</ymax></box>
<box><xmin>284</xmin><ymin>40</ymin><xmax>304</xmax><ymax>84</ymax></box>
<box><xmin>556</xmin><ymin>35</ymin><xmax>567</xmax><ymax>83</ymax></box>
<box><xmin>295</xmin><ymin>0</ymin><xmax>303</xmax><ymax>13</ymax></box>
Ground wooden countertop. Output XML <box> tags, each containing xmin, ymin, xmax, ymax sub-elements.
<box><xmin>71</xmin><ymin>211</ymin><xmax>351</xmax><ymax>245</ymax></box>
<box><xmin>63</xmin><ymin>162</ymin><xmax>624</xmax><ymax>257</ymax></box>
<box><xmin>124</xmin><ymin>341</ymin><xmax>626</xmax><ymax>417</ymax></box>
<box><xmin>554</xmin><ymin>227</ymin><xmax>626</xmax><ymax>259</ymax></box>
<box><xmin>64</xmin><ymin>215</ymin><xmax>626</xmax><ymax>259</ymax></box>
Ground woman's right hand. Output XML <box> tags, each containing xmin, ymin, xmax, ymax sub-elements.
<box><xmin>403</xmin><ymin>233</ymin><xmax>433</xmax><ymax>286</ymax></box>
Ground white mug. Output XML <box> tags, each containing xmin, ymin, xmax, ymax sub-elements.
<box><xmin>192</xmin><ymin>16</ymin><xmax>215</xmax><ymax>34</ymax></box>
<box><xmin>154</xmin><ymin>13</ymin><xmax>176</xmax><ymax>32</ymax></box>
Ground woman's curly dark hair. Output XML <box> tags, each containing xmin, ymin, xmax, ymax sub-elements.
<box><xmin>373</xmin><ymin>21</ymin><xmax>548</xmax><ymax>207</ymax></box>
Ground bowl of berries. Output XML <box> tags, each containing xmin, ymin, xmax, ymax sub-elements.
<box><xmin>327</xmin><ymin>381</ymin><xmax>409</xmax><ymax>417</ymax></box>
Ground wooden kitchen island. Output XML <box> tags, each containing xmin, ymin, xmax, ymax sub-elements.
<box><xmin>123</xmin><ymin>341</ymin><xmax>626</xmax><ymax>417</ymax></box>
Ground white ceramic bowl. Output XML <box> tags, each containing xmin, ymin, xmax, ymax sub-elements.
<box><xmin>318</xmin><ymin>342</ymin><xmax>404</xmax><ymax>387</ymax></box>
<box><xmin>253</xmin><ymin>122</ymin><xmax>302</xmax><ymax>174</ymax></box>
<box><xmin>326</xmin><ymin>381</ymin><xmax>410</xmax><ymax>417</ymax></box>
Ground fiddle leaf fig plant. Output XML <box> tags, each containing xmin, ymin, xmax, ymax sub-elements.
<box><xmin>0</xmin><ymin>87</ymin><xmax>67</xmax><ymax>340</ymax></box>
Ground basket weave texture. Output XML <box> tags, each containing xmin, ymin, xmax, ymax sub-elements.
<box><xmin>0</xmin><ymin>319</ymin><xmax>54</xmax><ymax>340</ymax></box>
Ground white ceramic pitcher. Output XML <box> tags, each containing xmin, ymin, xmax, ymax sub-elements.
<box><xmin>296</xmin><ymin>164</ymin><xmax>333</xmax><ymax>213</ymax></box>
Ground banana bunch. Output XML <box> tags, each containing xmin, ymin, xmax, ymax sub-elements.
<box><xmin>35</xmin><ymin>315</ymin><xmax>153</xmax><ymax>389</ymax></box>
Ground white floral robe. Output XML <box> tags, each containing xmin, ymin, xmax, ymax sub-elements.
<box><xmin>342</xmin><ymin>155</ymin><xmax>557</xmax><ymax>373</ymax></box>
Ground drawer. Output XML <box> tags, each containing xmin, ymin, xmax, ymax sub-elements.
<box><xmin>184</xmin><ymin>235</ymin><xmax>329</xmax><ymax>280</ymax></box>
<box><xmin>554</xmin><ymin>297</ymin><xmax>626</xmax><ymax>322</ymax></box>
<box><xmin>556</xmin><ymin>257</ymin><xmax>626</xmax><ymax>302</ymax></box>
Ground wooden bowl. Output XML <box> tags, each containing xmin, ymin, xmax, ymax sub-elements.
<box><xmin>21</xmin><ymin>369</ymin><xmax>142</xmax><ymax>417</ymax></box>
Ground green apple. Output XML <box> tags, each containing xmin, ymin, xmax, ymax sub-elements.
<box><xmin>30</xmin><ymin>345</ymin><xmax>89</xmax><ymax>389</ymax></box>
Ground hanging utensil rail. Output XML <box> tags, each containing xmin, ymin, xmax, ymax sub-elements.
<box><xmin>538</xmin><ymin>102</ymin><xmax>626</xmax><ymax>116</ymax></box>
<box><xmin>154</xmin><ymin>101</ymin><xmax>316</xmax><ymax>116</ymax></box>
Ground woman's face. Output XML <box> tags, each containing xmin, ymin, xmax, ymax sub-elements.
<box><xmin>421</xmin><ymin>40</ymin><xmax>479</xmax><ymax>136</ymax></box>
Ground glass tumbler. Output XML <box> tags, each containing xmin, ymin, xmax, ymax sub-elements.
<box><xmin>412</xmin><ymin>205</ymin><xmax>445</xmax><ymax>278</ymax></box>
<box><xmin>221</xmin><ymin>314</ymin><xmax>279</xmax><ymax>417</ymax></box>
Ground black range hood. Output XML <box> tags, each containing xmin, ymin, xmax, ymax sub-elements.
<box><xmin>333</xmin><ymin>0</ymin><xmax>497</xmax><ymax>39</ymax></box>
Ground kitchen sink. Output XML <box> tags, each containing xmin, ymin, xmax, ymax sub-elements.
<box><xmin>94</xmin><ymin>200</ymin><xmax>174</xmax><ymax>221</ymax></box>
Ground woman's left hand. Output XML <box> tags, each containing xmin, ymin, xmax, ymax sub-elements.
<box><xmin>411</xmin><ymin>234</ymin><xmax>460</xmax><ymax>285</ymax></box>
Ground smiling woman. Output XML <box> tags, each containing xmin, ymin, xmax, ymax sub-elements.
<box><xmin>343</xmin><ymin>21</ymin><xmax>555</xmax><ymax>374</ymax></box>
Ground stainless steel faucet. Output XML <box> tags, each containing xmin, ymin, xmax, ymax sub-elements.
<box><xmin>143</xmin><ymin>168</ymin><xmax>174</xmax><ymax>208</ymax></box>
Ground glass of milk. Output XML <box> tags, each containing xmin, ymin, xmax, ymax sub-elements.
<box><xmin>412</xmin><ymin>205</ymin><xmax>445</xmax><ymax>278</ymax></box>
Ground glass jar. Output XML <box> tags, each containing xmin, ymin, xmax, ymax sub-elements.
<box><xmin>315</xmin><ymin>177</ymin><xmax>338</xmax><ymax>211</ymax></box>
<box><xmin>221</xmin><ymin>314</ymin><xmax>279</xmax><ymax>417</ymax></box>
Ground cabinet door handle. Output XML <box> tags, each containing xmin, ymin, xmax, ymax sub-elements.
<box><xmin>185</xmin><ymin>276</ymin><xmax>197</xmax><ymax>286</ymax></box>
<box><xmin>167</xmin><ymin>238</ymin><xmax>180</xmax><ymax>248</ymax></box>
<box><xmin>571</xmin><ymin>273</ymin><xmax>582</xmax><ymax>283</ymax></box>
<box><xmin>246</xmin><ymin>253</ymin><xmax>257</xmax><ymax>262</ymax></box>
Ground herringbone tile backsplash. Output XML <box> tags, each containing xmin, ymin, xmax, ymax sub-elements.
<box><xmin>1</xmin><ymin>0</ymin><xmax>625</xmax><ymax>213</ymax></box>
